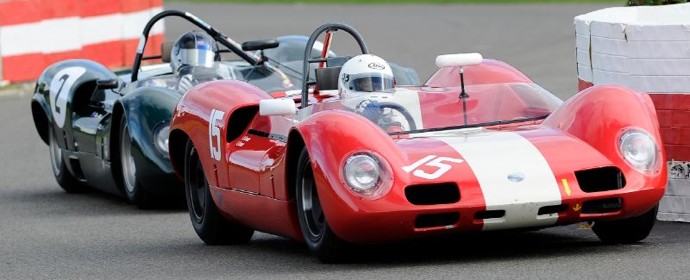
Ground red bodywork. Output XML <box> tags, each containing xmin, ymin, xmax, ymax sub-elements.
<box><xmin>169</xmin><ymin>59</ymin><xmax>666</xmax><ymax>244</ymax></box>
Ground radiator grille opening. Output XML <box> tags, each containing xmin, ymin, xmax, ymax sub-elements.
<box><xmin>414</xmin><ymin>212</ymin><xmax>459</xmax><ymax>229</ymax></box>
<box><xmin>575</xmin><ymin>167</ymin><xmax>625</xmax><ymax>193</ymax></box>
<box><xmin>474</xmin><ymin>210</ymin><xmax>505</xmax><ymax>220</ymax></box>
<box><xmin>405</xmin><ymin>183</ymin><xmax>460</xmax><ymax>205</ymax></box>
<box><xmin>582</xmin><ymin>198</ymin><xmax>622</xmax><ymax>214</ymax></box>
<box><xmin>538</xmin><ymin>204</ymin><xmax>568</xmax><ymax>215</ymax></box>
<box><xmin>69</xmin><ymin>158</ymin><xmax>85</xmax><ymax>180</ymax></box>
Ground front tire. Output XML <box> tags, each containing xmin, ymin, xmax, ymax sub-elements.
<box><xmin>184</xmin><ymin>140</ymin><xmax>253</xmax><ymax>245</ymax></box>
<box><xmin>593</xmin><ymin>204</ymin><xmax>658</xmax><ymax>244</ymax></box>
<box><xmin>119</xmin><ymin>116</ymin><xmax>154</xmax><ymax>208</ymax></box>
<box><xmin>49</xmin><ymin>126</ymin><xmax>87</xmax><ymax>193</ymax></box>
<box><xmin>295</xmin><ymin>148</ymin><xmax>348</xmax><ymax>263</ymax></box>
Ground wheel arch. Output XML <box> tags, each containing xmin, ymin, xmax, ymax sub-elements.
<box><xmin>169</xmin><ymin>128</ymin><xmax>190</xmax><ymax>181</ymax></box>
<box><xmin>31</xmin><ymin>98</ymin><xmax>50</xmax><ymax>145</ymax></box>
<box><xmin>285</xmin><ymin>129</ymin><xmax>307</xmax><ymax>202</ymax></box>
<box><xmin>109</xmin><ymin>102</ymin><xmax>126</xmax><ymax>191</ymax></box>
<box><xmin>116</xmin><ymin>87</ymin><xmax>179</xmax><ymax>172</ymax></box>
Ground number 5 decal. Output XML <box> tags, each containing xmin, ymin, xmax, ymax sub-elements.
<box><xmin>402</xmin><ymin>155</ymin><xmax>464</xmax><ymax>180</ymax></box>
<box><xmin>49</xmin><ymin>67</ymin><xmax>86</xmax><ymax>128</ymax></box>
<box><xmin>209</xmin><ymin>109</ymin><xmax>225</xmax><ymax>161</ymax></box>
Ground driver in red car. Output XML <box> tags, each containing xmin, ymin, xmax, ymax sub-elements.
<box><xmin>338</xmin><ymin>54</ymin><xmax>395</xmax><ymax>98</ymax></box>
<box><xmin>338</xmin><ymin>54</ymin><xmax>404</xmax><ymax>132</ymax></box>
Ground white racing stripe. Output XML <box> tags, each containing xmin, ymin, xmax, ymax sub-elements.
<box><xmin>436</xmin><ymin>131</ymin><xmax>561</xmax><ymax>231</ymax></box>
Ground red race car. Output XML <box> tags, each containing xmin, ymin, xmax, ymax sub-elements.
<box><xmin>169</xmin><ymin>23</ymin><xmax>667</xmax><ymax>262</ymax></box>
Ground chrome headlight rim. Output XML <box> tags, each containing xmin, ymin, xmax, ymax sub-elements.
<box><xmin>153</xmin><ymin>121</ymin><xmax>171</xmax><ymax>159</ymax></box>
<box><xmin>341</xmin><ymin>150</ymin><xmax>393</xmax><ymax>200</ymax></box>
<box><xmin>618</xmin><ymin>127</ymin><xmax>660</xmax><ymax>174</ymax></box>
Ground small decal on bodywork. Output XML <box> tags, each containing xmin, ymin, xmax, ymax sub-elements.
<box><xmin>573</xmin><ymin>204</ymin><xmax>582</xmax><ymax>212</ymax></box>
<box><xmin>562</xmin><ymin>178</ymin><xmax>572</xmax><ymax>196</ymax></box>
<box><xmin>507</xmin><ymin>172</ymin><xmax>525</xmax><ymax>182</ymax></box>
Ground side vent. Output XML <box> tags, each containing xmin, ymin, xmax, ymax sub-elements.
<box><xmin>575</xmin><ymin>166</ymin><xmax>625</xmax><ymax>193</ymax></box>
<box><xmin>226</xmin><ymin>106</ymin><xmax>259</xmax><ymax>142</ymax></box>
<box><xmin>405</xmin><ymin>183</ymin><xmax>460</xmax><ymax>205</ymax></box>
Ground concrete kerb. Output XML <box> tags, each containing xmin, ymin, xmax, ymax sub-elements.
<box><xmin>0</xmin><ymin>82</ymin><xmax>34</xmax><ymax>96</ymax></box>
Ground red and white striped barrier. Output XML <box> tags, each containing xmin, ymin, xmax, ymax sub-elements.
<box><xmin>0</xmin><ymin>0</ymin><xmax>165</xmax><ymax>83</ymax></box>
<box><xmin>575</xmin><ymin>3</ymin><xmax>690</xmax><ymax>222</ymax></box>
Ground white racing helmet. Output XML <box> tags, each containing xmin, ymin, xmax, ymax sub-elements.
<box><xmin>338</xmin><ymin>54</ymin><xmax>395</xmax><ymax>99</ymax></box>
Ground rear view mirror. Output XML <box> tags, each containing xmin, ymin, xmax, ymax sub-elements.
<box><xmin>435</xmin><ymin>53</ymin><xmax>483</xmax><ymax>68</ymax></box>
<box><xmin>96</xmin><ymin>78</ymin><xmax>119</xmax><ymax>90</ymax></box>
<box><xmin>259</xmin><ymin>99</ymin><xmax>297</xmax><ymax>116</ymax></box>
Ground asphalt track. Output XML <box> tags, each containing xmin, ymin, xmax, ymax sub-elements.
<box><xmin>2</xmin><ymin>3</ymin><xmax>690</xmax><ymax>279</ymax></box>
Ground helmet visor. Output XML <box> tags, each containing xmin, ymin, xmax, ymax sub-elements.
<box><xmin>347</xmin><ymin>73</ymin><xmax>395</xmax><ymax>93</ymax></box>
<box><xmin>176</xmin><ymin>48</ymin><xmax>215</xmax><ymax>68</ymax></box>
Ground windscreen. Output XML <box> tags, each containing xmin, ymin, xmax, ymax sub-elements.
<box><xmin>303</xmin><ymin>82</ymin><xmax>562</xmax><ymax>134</ymax></box>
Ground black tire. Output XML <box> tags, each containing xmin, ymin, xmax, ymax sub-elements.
<box><xmin>118</xmin><ymin>116</ymin><xmax>154</xmax><ymax>209</ymax></box>
<box><xmin>295</xmin><ymin>148</ymin><xmax>348</xmax><ymax>263</ymax></box>
<box><xmin>593</xmin><ymin>204</ymin><xmax>658</xmax><ymax>244</ymax></box>
<box><xmin>184</xmin><ymin>140</ymin><xmax>253</xmax><ymax>245</ymax></box>
<box><xmin>48</xmin><ymin>126</ymin><xmax>87</xmax><ymax>193</ymax></box>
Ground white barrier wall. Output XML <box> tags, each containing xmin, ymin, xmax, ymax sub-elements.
<box><xmin>576</xmin><ymin>4</ymin><xmax>690</xmax><ymax>93</ymax></box>
<box><xmin>575</xmin><ymin>4</ymin><xmax>690</xmax><ymax>222</ymax></box>
<box><xmin>0</xmin><ymin>0</ymin><xmax>165</xmax><ymax>83</ymax></box>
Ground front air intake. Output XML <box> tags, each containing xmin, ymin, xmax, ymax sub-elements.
<box><xmin>405</xmin><ymin>183</ymin><xmax>460</xmax><ymax>205</ymax></box>
<box><xmin>575</xmin><ymin>167</ymin><xmax>625</xmax><ymax>193</ymax></box>
<box><xmin>414</xmin><ymin>212</ymin><xmax>459</xmax><ymax>229</ymax></box>
<box><xmin>538</xmin><ymin>204</ymin><xmax>568</xmax><ymax>215</ymax></box>
<box><xmin>582</xmin><ymin>198</ymin><xmax>622</xmax><ymax>214</ymax></box>
<box><xmin>474</xmin><ymin>210</ymin><xmax>505</xmax><ymax>220</ymax></box>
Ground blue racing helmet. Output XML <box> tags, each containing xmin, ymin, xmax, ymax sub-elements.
<box><xmin>170</xmin><ymin>31</ymin><xmax>217</xmax><ymax>74</ymax></box>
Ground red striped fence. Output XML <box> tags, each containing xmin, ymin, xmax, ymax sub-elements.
<box><xmin>0</xmin><ymin>0</ymin><xmax>165</xmax><ymax>83</ymax></box>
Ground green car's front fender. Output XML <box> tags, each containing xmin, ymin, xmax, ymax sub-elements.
<box><xmin>114</xmin><ymin>87</ymin><xmax>182</xmax><ymax>195</ymax></box>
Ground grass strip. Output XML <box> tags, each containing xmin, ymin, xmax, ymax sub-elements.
<box><xmin>168</xmin><ymin>0</ymin><xmax>623</xmax><ymax>4</ymax></box>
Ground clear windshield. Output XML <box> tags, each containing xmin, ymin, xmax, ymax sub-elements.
<box><xmin>304</xmin><ymin>82</ymin><xmax>562</xmax><ymax>133</ymax></box>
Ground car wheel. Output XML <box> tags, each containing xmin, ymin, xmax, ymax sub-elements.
<box><xmin>119</xmin><ymin>116</ymin><xmax>153</xmax><ymax>208</ymax></box>
<box><xmin>184</xmin><ymin>139</ymin><xmax>253</xmax><ymax>245</ymax></box>
<box><xmin>593</xmin><ymin>204</ymin><xmax>658</xmax><ymax>244</ymax></box>
<box><xmin>49</xmin><ymin>126</ymin><xmax>87</xmax><ymax>193</ymax></box>
<box><xmin>295</xmin><ymin>148</ymin><xmax>348</xmax><ymax>263</ymax></box>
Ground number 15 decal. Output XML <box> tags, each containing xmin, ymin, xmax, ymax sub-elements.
<box><xmin>209</xmin><ymin>109</ymin><xmax>225</xmax><ymax>161</ymax></box>
<box><xmin>402</xmin><ymin>155</ymin><xmax>464</xmax><ymax>180</ymax></box>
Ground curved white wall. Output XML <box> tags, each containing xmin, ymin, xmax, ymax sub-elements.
<box><xmin>576</xmin><ymin>3</ymin><xmax>690</xmax><ymax>222</ymax></box>
<box><xmin>575</xmin><ymin>3</ymin><xmax>690</xmax><ymax>93</ymax></box>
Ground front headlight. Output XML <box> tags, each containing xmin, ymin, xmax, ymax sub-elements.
<box><xmin>618</xmin><ymin>128</ymin><xmax>660</xmax><ymax>173</ymax></box>
<box><xmin>343</xmin><ymin>152</ymin><xmax>393</xmax><ymax>199</ymax></box>
<box><xmin>154</xmin><ymin>123</ymin><xmax>170</xmax><ymax>158</ymax></box>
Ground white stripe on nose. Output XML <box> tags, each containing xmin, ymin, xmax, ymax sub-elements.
<box><xmin>436</xmin><ymin>131</ymin><xmax>561</xmax><ymax>231</ymax></box>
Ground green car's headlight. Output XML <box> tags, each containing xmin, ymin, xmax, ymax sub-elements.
<box><xmin>154</xmin><ymin>123</ymin><xmax>170</xmax><ymax>158</ymax></box>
